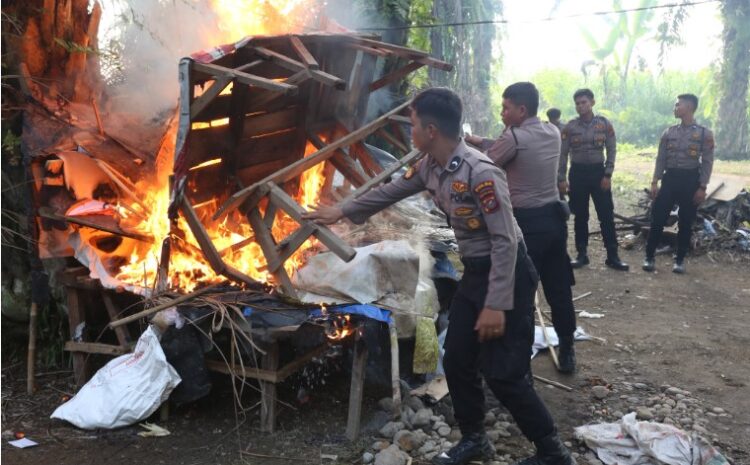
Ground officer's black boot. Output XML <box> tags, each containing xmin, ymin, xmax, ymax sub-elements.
<box><xmin>513</xmin><ymin>431</ymin><xmax>577</xmax><ymax>465</ymax></box>
<box><xmin>431</xmin><ymin>431</ymin><xmax>495</xmax><ymax>465</ymax></box>
<box><xmin>570</xmin><ymin>248</ymin><xmax>589</xmax><ymax>269</ymax></box>
<box><xmin>557</xmin><ymin>336</ymin><xmax>576</xmax><ymax>374</ymax></box>
<box><xmin>604</xmin><ymin>247</ymin><xmax>629</xmax><ymax>271</ymax></box>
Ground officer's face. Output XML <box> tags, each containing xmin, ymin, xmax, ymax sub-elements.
<box><xmin>674</xmin><ymin>99</ymin><xmax>693</xmax><ymax>118</ymax></box>
<box><xmin>574</xmin><ymin>96</ymin><xmax>594</xmax><ymax>116</ymax></box>
<box><xmin>501</xmin><ymin>99</ymin><xmax>525</xmax><ymax>127</ymax></box>
<box><xmin>410</xmin><ymin>108</ymin><xmax>434</xmax><ymax>152</ymax></box>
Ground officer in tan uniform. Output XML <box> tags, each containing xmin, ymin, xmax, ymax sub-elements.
<box><xmin>466</xmin><ymin>82</ymin><xmax>577</xmax><ymax>374</ymax></box>
<box><xmin>546</xmin><ymin>108</ymin><xmax>564</xmax><ymax>133</ymax></box>
<box><xmin>558</xmin><ymin>88</ymin><xmax>628</xmax><ymax>271</ymax></box>
<box><xmin>643</xmin><ymin>93</ymin><xmax>714</xmax><ymax>274</ymax></box>
<box><xmin>304</xmin><ymin>88</ymin><xmax>575</xmax><ymax>465</ymax></box>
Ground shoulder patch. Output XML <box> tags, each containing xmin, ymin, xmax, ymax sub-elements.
<box><xmin>474</xmin><ymin>180</ymin><xmax>500</xmax><ymax>214</ymax></box>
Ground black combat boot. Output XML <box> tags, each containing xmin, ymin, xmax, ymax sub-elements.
<box><xmin>513</xmin><ymin>431</ymin><xmax>577</xmax><ymax>465</ymax></box>
<box><xmin>570</xmin><ymin>249</ymin><xmax>589</xmax><ymax>269</ymax></box>
<box><xmin>432</xmin><ymin>431</ymin><xmax>495</xmax><ymax>465</ymax></box>
<box><xmin>604</xmin><ymin>247</ymin><xmax>629</xmax><ymax>271</ymax></box>
<box><xmin>557</xmin><ymin>336</ymin><xmax>576</xmax><ymax>374</ymax></box>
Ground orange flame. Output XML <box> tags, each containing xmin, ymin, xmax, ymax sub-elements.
<box><xmin>326</xmin><ymin>315</ymin><xmax>354</xmax><ymax>341</ymax></box>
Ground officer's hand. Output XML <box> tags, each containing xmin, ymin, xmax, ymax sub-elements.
<box><xmin>600</xmin><ymin>177</ymin><xmax>612</xmax><ymax>191</ymax></box>
<box><xmin>301</xmin><ymin>205</ymin><xmax>344</xmax><ymax>225</ymax></box>
<box><xmin>693</xmin><ymin>187</ymin><xmax>707</xmax><ymax>206</ymax></box>
<box><xmin>558</xmin><ymin>181</ymin><xmax>569</xmax><ymax>196</ymax></box>
<box><xmin>474</xmin><ymin>308</ymin><xmax>506</xmax><ymax>342</ymax></box>
<box><xmin>464</xmin><ymin>134</ymin><xmax>482</xmax><ymax>147</ymax></box>
<box><xmin>650</xmin><ymin>182</ymin><xmax>659</xmax><ymax>200</ymax></box>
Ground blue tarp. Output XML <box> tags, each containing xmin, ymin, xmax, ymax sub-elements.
<box><xmin>243</xmin><ymin>303</ymin><xmax>392</xmax><ymax>325</ymax></box>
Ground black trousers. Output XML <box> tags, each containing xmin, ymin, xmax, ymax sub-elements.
<box><xmin>514</xmin><ymin>203</ymin><xmax>576</xmax><ymax>340</ymax></box>
<box><xmin>646</xmin><ymin>168</ymin><xmax>700</xmax><ymax>261</ymax></box>
<box><xmin>444</xmin><ymin>245</ymin><xmax>556</xmax><ymax>442</ymax></box>
<box><xmin>568</xmin><ymin>163</ymin><xmax>618</xmax><ymax>252</ymax></box>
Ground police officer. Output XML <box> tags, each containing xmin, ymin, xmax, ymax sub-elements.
<box><xmin>304</xmin><ymin>88</ymin><xmax>575</xmax><ymax>465</ymax></box>
<box><xmin>466</xmin><ymin>83</ymin><xmax>577</xmax><ymax>374</ymax></box>
<box><xmin>643</xmin><ymin>93</ymin><xmax>714</xmax><ymax>274</ymax></box>
<box><xmin>546</xmin><ymin>108</ymin><xmax>564</xmax><ymax>133</ymax></box>
<box><xmin>558</xmin><ymin>89</ymin><xmax>629</xmax><ymax>271</ymax></box>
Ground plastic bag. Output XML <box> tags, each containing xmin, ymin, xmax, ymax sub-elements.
<box><xmin>51</xmin><ymin>326</ymin><xmax>181</xmax><ymax>429</ymax></box>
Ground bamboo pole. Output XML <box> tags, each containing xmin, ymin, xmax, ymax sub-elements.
<box><xmin>27</xmin><ymin>303</ymin><xmax>39</xmax><ymax>395</ymax></box>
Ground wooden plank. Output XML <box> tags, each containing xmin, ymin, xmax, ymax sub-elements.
<box><xmin>275</xmin><ymin>343</ymin><xmax>329</xmax><ymax>381</ymax></box>
<box><xmin>213</xmin><ymin>100</ymin><xmax>412</xmax><ymax>221</ymax></box>
<box><xmin>190</xmin><ymin>76</ymin><xmax>232</xmax><ymax>119</ymax></box>
<box><xmin>192</xmin><ymin>61</ymin><xmax>298</xmax><ymax>95</ymax></box>
<box><xmin>102</xmin><ymin>292</ymin><xmax>132</xmax><ymax>345</ymax></box>
<box><xmin>253</xmin><ymin>46</ymin><xmax>345</xmax><ymax>90</ymax></box>
<box><xmin>343</xmin><ymin>42</ymin><xmax>391</xmax><ymax>57</ymax></box>
<box><xmin>340</xmin><ymin>149</ymin><xmax>424</xmax><ymax>205</ymax></box>
<box><xmin>261</xmin><ymin>342</ymin><xmax>280</xmax><ymax>433</ymax></box>
<box><xmin>348</xmin><ymin>36</ymin><xmax>429</xmax><ymax>58</ymax></box>
<box><xmin>389</xmin><ymin>323</ymin><xmax>402</xmax><ymax>418</ymax></box>
<box><xmin>352</xmin><ymin>143</ymin><xmax>385</xmax><ymax>177</ymax></box>
<box><xmin>65</xmin><ymin>287</ymin><xmax>89</xmax><ymax>387</ymax></box>
<box><xmin>266</xmin><ymin>183</ymin><xmax>357</xmax><ymax>263</ymax></box>
<box><xmin>267</xmin><ymin>223</ymin><xmax>316</xmax><ymax>273</ymax></box>
<box><xmin>234</xmin><ymin>59</ymin><xmax>264</xmax><ymax>73</ymax></box>
<box><xmin>233</xmin><ymin>129</ymin><xmax>301</xmax><ymax>170</ymax></box>
<box><xmin>290</xmin><ymin>36</ymin><xmax>319</xmax><ymax>70</ymax></box>
<box><xmin>346</xmin><ymin>333</ymin><xmax>368</xmax><ymax>441</ymax></box>
<box><xmin>64</xmin><ymin>341</ymin><xmax>129</xmax><ymax>356</ymax></box>
<box><xmin>247</xmin><ymin>206</ymin><xmax>298</xmax><ymax>298</ymax></box>
<box><xmin>388</xmin><ymin>115</ymin><xmax>412</xmax><ymax>125</ymax></box>
<box><xmin>369</xmin><ymin>61</ymin><xmax>424</xmax><ymax>92</ymax></box>
<box><xmin>205</xmin><ymin>359</ymin><xmax>277</xmax><ymax>383</ymax></box>
<box><xmin>329</xmin><ymin>151</ymin><xmax>369</xmax><ymax>187</ymax></box>
<box><xmin>377</xmin><ymin>127</ymin><xmax>410</xmax><ymax>154</ymax></box>
<box><xmin>37</xmin><ymin>207</ymin><xmax>153</xmax><ymax>243</ymax></box>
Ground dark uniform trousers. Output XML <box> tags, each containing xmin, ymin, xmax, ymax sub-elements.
<box><xmin>444</xmin><ymin>243</ymin><xmax>556</xmax><ymax>442</ymax></box>
<box><xmin>646</xmin><ymin>168</ymin><xmax>700</xmax><ymax>261</ymax></box>
<box><xmin>513</xmin><ymin>202</ymin><xmax>576</xmax><ymax>340</ymax></box>
<box><xmin>569</xmin><ymin>163</ymin><xmax>618</xmax><ymax>252</ymax></box>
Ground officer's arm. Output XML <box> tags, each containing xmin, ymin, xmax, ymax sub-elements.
<box><xmin>558</xmin><ymin>126</ymin><xmax>570</xmax><ymax>182</ymax></box>
<box><xmin>604</xmin><ymin>120</ymin><xmax>616</xmax><ymax>177</ymax></box>
<box><xmin>486</xmin><ymin>130</ymin><xmax>519</xmax><ymax>169</ymax></box>
<box><xmin>652</xmin><ymin>131</ymin><xmax>668</xmax><ymax>183</ymax></box>
<box><xmin>699</xmin><ymin>129</ymin><xmax>715</xmax><ymax>188</ymax></box>
<box><xmin>471</xmin><ymin>169</ymin><xmax>518</xmax><ymax>311</ymax></box>
<box><xmin>341</xmin><ymin>164</ymin><xmax>427</xmax><ymax>224</ymax></box>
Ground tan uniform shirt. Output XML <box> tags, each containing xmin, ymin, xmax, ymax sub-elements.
<box><xmin>342</xmin><ymin>140</ymin><xmax>521</xmax><ymax>311</ymax></box>
<box><xmin>653</xmin><ymin>123</ymin><xmax>715</xmax><ymax>187</ymax></box>
<box><xmin>480</xmin><ymin>117</ymin><xmax>561</xmax><ymax>209</ymax></box>
<box><xmin>559</xmin><ymin>115</ymin><xmax>616</xmax><ymax>182</ymax></box>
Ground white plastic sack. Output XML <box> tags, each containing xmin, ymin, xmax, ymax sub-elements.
<box><xmin>575</xmin><ymin>412</ymin><xmax>729</xmax><ymax>465</ymax></box>
<box><xmin>51</xmin><ymin>326</ymin><xmax>181</xmax><ymax>429</ymax></box>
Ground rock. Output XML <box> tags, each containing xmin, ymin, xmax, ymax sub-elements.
<box><xmin>564</xmin><ymin>441</ymin><xmax>573</xmax><ymax>448</ymax></box>
<box><xmin>379</xmin><ymin>421</ymin><xmax>405</xmax><ymax>439</ymax></box>
<box><xmin>693</xmin><ymin>425</ymin><xmax>709</xmax><ymax>435</ymax></box>
<box><xmin>363</xmin><ymin>452</ymin><xmax>375</xmax><ymax>464</ymax></box>
<box><xmin>484</xmin><ymin>411</ymin><xmax>496</xmax><ymax>425</ymax></box>
<box><xmin>712</xmin><ymin>407</ymin><xmax>725</xmax><ymax>414</ymax></box>
<box><xmin>496</xmin><ymin>427</ymin><xmax>511</xmax><ymax>438</ymax></box>
<box><xmin>636</xmin><ymin>407</ymin><xmax>654</xmax><ymax>420</ymax></box>
<box><xmin>412</xmin><ymin>408</ymin><xmax>433</xmax><ymax>428</ymax></box>
<box><xmin>665</xmin><ymin>387</ymin><xmax>681</xmax><ymax>396</ymax></box>
<box><xmin>417</xmin><ymin>440</ymin><xmax>438</xmax><ymax>456</ymax></box>
<box><xmin>406</xmin><ymin>396</ymin><xmax>425</xmax><ymax>412</ymax></box>
<box><xmin>432</xmin><ymin>421</ymin><xmax>448</xmax><ymax>432</ymax></box>
<box><xmin>612</xmin><ymin>411</ymin><xmax>624</xmax><ymax>418</ymax></box>
<box><xmin>665</xmin><ymin>398</ymin><xmax>676</xmax><ymax>407</ymax></box>
<box><xmin>592</xmin><ymin>386</ymin><xmax>610</xmax><ymax>399</ymax></box>
<box><xmin>634</xmin><ymin>383</ymin><xmax>648</xmax><ymax>390</ymax></box>
<box><xmin>627</xmin><ymin>396</ymin><xmax>640</xmax><ymax>404</ymax></box>
<box><xmin>437</xmin><ymin>426</ymin><xmax>451</xmax><ymax>437</ymax></box>
<box><xmin>507</xmin><ymin>424</ymin><xmax>522</xmax><ymax>436</ymax></box>
<box><xmin>378</xmin><ymin>397</ymin><xmax>394</xmax><ymax>412</ymax></box>
<box><xmin>374</xmin><ymin>445</ymin><xmax>408</xmax><ymax>465</ymax></box>
<box><xmin>372</xmin><ymin>440</ymin><xmax>391</xmax><ymax>451</ymax></box>
<box><xmin>394</xmin><ymin>430</ymin><xmax>425</xmax><ymax>452</ymax></box>
<box><xmin>448</xmin><ymin>428</ymin><xmax>462</xmax><ymax>442</ymax></box>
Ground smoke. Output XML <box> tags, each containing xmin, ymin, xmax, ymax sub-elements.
<box><xmin>98</xmin><ymin>1</ymin><xmax>225</xmax><ymax>121</ymax></box>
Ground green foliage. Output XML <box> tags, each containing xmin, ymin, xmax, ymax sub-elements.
<box><xmin>53</xmin><ymin>37</ymin><xmax>100</xmax><ymax>55</ymax></box>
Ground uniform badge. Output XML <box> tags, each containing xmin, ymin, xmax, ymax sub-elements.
<box><xmin>447</xmin><ymin>156</ymin><xmax>462</xmax><ymax>172</ymax></box>
<box><xmin>466</xmin><ymin>217</ymin><xmax>481</xmax><ymax>229</ymax></box>
<box><xmin>454</xmin><ymin>207</ymin><xmax>473</xmax><ymax>216</ymax></box>
<box><xmin>692</xmin><ymin>132</ymin><xmax>701</xmax><ymax>140</ymax></box>
<box><xmin>561</xmin><ymin>131</ymin><xmax>567</xmax><ymax>140</ymax></box>
<box><xmin>404</xmin><ymin>166</ymin><xmax>415</xmax><ymax>179</ymax></box>
<box><xmin>594</xmin><ymin>123</ymin><xmax>605</xmax><ymax>130</ymax></box>
<box><xmin>451</xmin><ymin>182</ymin><xmax>469</xmax><ymax>193</ymax></box>
<box><xmin>689</xmin><ymin>149</ymin><xmax>698</xmax><ymax>157</ymax></box>
<box><xmin>474</xmin><ymin>180</ymin><xmax>500</xmax><ymax>214</ymax></box>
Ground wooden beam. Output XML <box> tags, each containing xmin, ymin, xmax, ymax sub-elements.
<box><xmin>190</xmin><ymin>76</ymin><xmax>232</xmax><ymax>119</ymax></box>
<box><xmin>369</xmin><ymin>61</ymin><xmax>424</xmax><ymax>92</ymax></box>
<box><xmin>247</xmin><ymin>207</ymin><xmax>298</xmax><ymax>298</ymax></box>
<box><xmin>267</xmin><ymin>223</ymin><xmax>316</xmax><ymax>273</ymax></box>
<box><xmin>213</xmin><ymin>100</ymin><xmax>412</xmax><ymax>220</ymax></box>
<box><xmin>266</xmin><ymin>183</ymin><xmax>356</xmax><ymax>263</ymax></box>
<box><xmin>37</xmin><ymin>207</ymin><xmax>153</xmax><ymax>243</ymax></box>
<box><xmin>346</xmin><ymin>331</ymin><xmax>368</xmax><ymax>441</ymax></box>
<box><xmin>234</xmin><ymin>59</ymin><xmax>264</xmax><ymax>73</ymax></box>
<box><xmin>290</xmin><ymin>36</ymin><xmax>319</xmax><ymax>70</ymax></box>
<box><xmin>377</xmin><ymin>127</ymin><xmax>410</xmax><ymax>154</ymax></box>
<box><xmin>348</xmin><ymin>36</ymin><xmax>430</xmax><ymax>58</ymax></box>
<box><xmin>192</xmin><ymin>61</ymin><xmax>297</xmax><ymax>95</ymax></box>
<box><xmin>388</xmin><ymin>115</ymin><xmax>412</xmax><ymax>125</ymax></box>
<box><xmin>352</xmin><ymin>143</ymin><xmax>385</xmax><ymax>177</ymax></box>
<box><xmin>343</xmin><ymin>42</ymin><xmax>391</xmax><ymax>57</ymax></box>
<box><xmin>261</xmin><ymin>342</ymin><xmax>280</xmax><ymax>432</ymax></box>
<box><xmin>64</xmin><ymin>341</ymin><xmax>129</xmax><ymax>356</ymax></box>
<box><xmin>308</xmin><ymin>132</ymin><xmax>370</xmax><ymax>187</ymax></box>
<box><xmin>102</xmin><ymin>292</ymin><xmax>132</xmax><ymax>346</ymax></box>
<box><xmin>339</xmin><ymin>149</ymin><xmax>424</xmax><ymax>205</ymax></box>
<box><xmin>205</xmin><ymin>343</ymin><xmax>329</xmax><ymax>384</ymax></box>
<box><xmin>253</xmin><ymin>46</ymin><xmax>346</xmax><ymax>90</ymax></box>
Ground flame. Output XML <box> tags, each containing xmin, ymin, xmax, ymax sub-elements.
<box><xmin>326</xmin><ymin>314</ymin><xmax>353</xmax><ymax>341</ymax></box>
<box><xmin>93</xmin><ymin>0</ymin><xmax>326</xmax><ymax>293</ymax></box>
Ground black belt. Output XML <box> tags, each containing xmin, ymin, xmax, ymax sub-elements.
<box><xmin>462</xmin><ymin>242</ymin><xmax>528</xmax><ymax>273</ymax></box>
<box><xmin>513</xmin><ymin>202</ymin><xmax>559</xmax><ymax>220</ymax></box>
<box><xmin>570</xmin><ymin>162</ymin><xmax>605</xmax><ymax>171</ymax></box>
<box><xmin>664</xmin><ymin>167</ymin><xmax>699</xmax><ymax>176</ymax></box>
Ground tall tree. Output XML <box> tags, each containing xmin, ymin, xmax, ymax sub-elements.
<box><xmin>715</xmin><ymin>0</ymin><xmax>750</xmax><ymax>160</ymax></box>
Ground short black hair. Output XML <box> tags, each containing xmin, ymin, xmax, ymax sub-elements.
<box><xmin>573</xmin><ymin>88</ymin><xmax>595</xmax><ymax>101</ymax></box>
<box><xmin>411</xmin><ymin>87</ymin><xmax>462</xmax><ymax>138</ymax></box>
<box><xmin>546</xmin><ymin>108</ymin><xmax>561</xmax><ymax>120</ymax></box>
<box><xmin>502</xmin><ymin>82</ymin><xmax>539</xmax><ymax>116</ymax></box>
<box><xmin>677</xmin><ymin>93</ymin><xmax>699</xmax><ymax>111</ymax></box>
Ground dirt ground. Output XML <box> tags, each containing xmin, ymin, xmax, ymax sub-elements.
<box><xmin>2</xmin><ymin>238</ymin><xmax>749</xmax><ymax>465</ymax></box>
